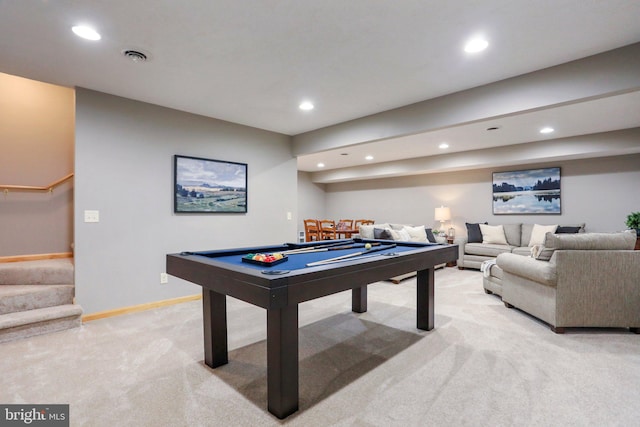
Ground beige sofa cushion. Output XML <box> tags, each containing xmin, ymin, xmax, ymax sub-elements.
<box><xmin>512</xmin><ymin>246</ymin><xmax>534</xmax><ymax>256</ymax></box>
<box><xmin>465</xmin><ymin>242</ymin><xmax>513</xmax><ymax>257</ymax></box>
<box><xmin>502</xmin><ymin>223</ymin><xmax>522</xmax><ymax>247</ymax></box>
<box><xmin>480</xmin><ymin>224</ymin><xmax>508</xmax><ymax>245</ymax></box>
<box><xmin>497</xmin><ymin>253</ymin><xmax>557</xmax><ymax>286</ymax></box>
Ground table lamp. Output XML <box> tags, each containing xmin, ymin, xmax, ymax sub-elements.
<box><xmin>434</xmin><ymin>206</ymin><xmax>451</xmax><ymax>233</ymax></box>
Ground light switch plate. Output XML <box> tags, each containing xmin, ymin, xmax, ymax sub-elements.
<box><xmin>84</xmin><ymin>210</ymin><xmax>100</xmax><ymax>223</ymax></box>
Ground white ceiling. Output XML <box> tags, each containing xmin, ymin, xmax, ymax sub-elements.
<box><xmin>2</xmin><ymin>1</ymin><xmax>640</xmax><ymax>174</ymax></box>
<box><xmin>297</xmin><ymin>91</ymin><xmax>640</xmax><ymax>171</ymax></box>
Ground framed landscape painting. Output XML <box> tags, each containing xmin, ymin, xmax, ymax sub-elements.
<box><xmin>492</xmin><ymin>167</ymin><xmax>561</xmax><ymax>214</ymax></box>
<box><xmin>174</xmin><ymin>155</ymin><xmax>247</xmax><ymax>213</ymax></box>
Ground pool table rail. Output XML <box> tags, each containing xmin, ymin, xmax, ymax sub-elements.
<box><xmin>167</xmin><ymin>240</ymin><xmax>457</xmax><ymax>310</ymax></box>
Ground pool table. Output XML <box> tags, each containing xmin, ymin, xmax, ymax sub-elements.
<box><xmin>166</xmin><ymin>238</ymin><xmax>457</xmax><ymax>419</ymax></box>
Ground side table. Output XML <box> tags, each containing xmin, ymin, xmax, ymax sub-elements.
<box><xmin>446</xmin><ymin>237</ymin><xmax>457</xmax><ymax>267</ymax></box>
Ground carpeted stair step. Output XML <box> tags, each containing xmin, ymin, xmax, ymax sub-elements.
<box><xmin>0</xmin><ymin>258</ymin><xmax>74</xmax><ymax>285</ymax></box>
<box><xmin>0</xmin><ymin>304</ymin><xmax>83</xmax><ymax>343</ymax></box>
<box><xmin>0</xmin><ymin>284</ymin><xmax>75</xmax><ymax>315</ymax></box>
<box><xmin>0</xmin><ymin>257</ymin><xmax>81</xmax><ymax>342</ymax></box>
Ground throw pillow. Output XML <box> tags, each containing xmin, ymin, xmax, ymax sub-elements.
<box><xmin>529</xmin><ymin>224</ymin><xmax>558</xmax><ymax>246</ymax></box>
<box><xmin>373</xmin><ymin>227</ymin><xmax>404</xmax><ymax>240</ymax></box>
<box><xmin>373</xmin><ymin>227</ymin><xmax>392</xmax><ymax>239</ymax></box>
<box><xmin>396</xmin><ymin>228</ymin><xmax>411</xmax><ymax>241</ymax></box>
<box><xmin>359</xmin><ymin>224</ymin><xmax>375</xmax><ymax>239</ymax></box>
<box><xmin>359</xmin><ymin>223</ymin><xmax>389</xmax><ymax>239</ymax></box>
<box><xmin>479</xmin><ymin>224</ymin><xmax>508</xmax><ymax>245</ymax></box>
<box><xmin>466</xmin><ymin>222</ymin><xmax>487</xmax><ymax>243</ymax></box>
<box><xmin>425</xmin><ymin>228</ymin><xmax>437</xmax><ymax>243</ymax></box>
<box><xmin>555</xmin><ymin>225</ymin><xmax>581</xmax><ymax>234</ymax></box>
<box><xmin>403</xmin><ymin>225</ymin><xmax>428</xmax><ymax>243</ymax></box>
<box><xmin>385</xmin><ymin>228</ymin><xmax>402</xmax><ymax>240</ymax></box>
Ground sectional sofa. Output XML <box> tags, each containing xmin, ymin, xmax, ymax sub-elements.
<box><xmin>357</xmin><ymin>222</ymin><xmax>441</xmax><ymax>244</ymax></box>
<box><xmin>485</xmin><ymin>231</ymin><xmax>639</xmax><ymax>333</ymax></box>
<box><xmin>357</xmin><ymin>222</ymin><xmax>452</xmax><ymax>282</ymax></box>
<box><xmin>457</xmin><ymin>222</ymin><xmax>585</xmax><ymax>270</ymax></box>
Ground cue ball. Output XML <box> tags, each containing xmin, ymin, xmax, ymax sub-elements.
<box><xmin>365</xmin><ymin>243</ymin><xmax>372</xmax><ymax>249</ymax></box>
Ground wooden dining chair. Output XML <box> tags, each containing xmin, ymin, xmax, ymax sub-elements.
<box><xmin>338</xmin><ymin>219</ymin><xmax>354</xmax><ymax>229</ymax></box>
<box><xmin>355</xmin><ymin>219</ymin><xmax>374</xmax><ymax>228</ymax></box>
<box><xmin>337</xmin><ymin>219</ymin><xmax>354</xmax><ymax>238</ymax></box>
<box><xmin>303</xmin><ymin>219</ymin><xmax>321</xmax><ymax>242</ymax></box>
<box><xmin>319</xmin><ymin>219</ymin><xmax>337</xmax><ymax>240</ymax></box>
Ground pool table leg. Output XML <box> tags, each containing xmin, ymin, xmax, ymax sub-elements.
<box><xmin>416</xmin><ymin>268</ymin><xmax>435</xmax><ymax>330</ymax></box>
<box><xmin>267</xmin><ymin>304</ymin><xmax>299</xmax><ymax>419</ymax></box>
<box><xmin>202</xmin><ymin>289</ymin><xmax>228</xmax><ymax>368</ymax></box>
<box><xmin>352</xmin><ymin>285</ymin><xmax>367</xmax><ymax>313</ymax></box>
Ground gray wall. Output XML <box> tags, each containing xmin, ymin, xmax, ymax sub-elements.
<box><xmin>297</xmin><ymin>171</ymin><xmax>327</xmax><ymax>235</ymax></box>
<box><xmin>74</xmin><ymin>89</ymin><xmax>297</xmax><ymax>314</ymax></box>
<box><xmin>322</xmin><ymin>154</ymin><xmax>640</xmax><ymax>236</ymax></box>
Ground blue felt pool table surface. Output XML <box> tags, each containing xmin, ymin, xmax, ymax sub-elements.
<box><xmin>188</xmin><ymin>239</ymin><xmax>437</xmax><ymax>272</ymax></box>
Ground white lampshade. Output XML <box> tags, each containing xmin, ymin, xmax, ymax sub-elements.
<box><xmin>434</xmin><ymin>206</ymin><xmax>451</xmax><ymax>222</ymax></box>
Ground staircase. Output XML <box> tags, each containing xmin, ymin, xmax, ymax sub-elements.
<box><xmin>0</xmin><ymin>258</ymin><xmax>82</xmax><ymax>343</ymax></box>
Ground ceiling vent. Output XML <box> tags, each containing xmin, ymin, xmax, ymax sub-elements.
<box><xmin>122</xmin><ymin>49</ymin><xmax>148</xmax><ymax>62</ymax></box>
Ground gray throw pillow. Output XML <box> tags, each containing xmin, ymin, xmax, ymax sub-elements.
<box><xmin>466</xmin><ymin>222</ymin><xmax>487</xmax><ymax>243</ymax></box>
<box><xmin>425</xmin><ymin>228</ymin><xmax>437</xmax><ymax>243</ymax></box>
<box><xmin>373</xmin><ymin>227</ymin><xmax>393</xmax><ymax>240</ymax></box>
<box><xmin>556</xmin><ymin>226</ymin><xmax>581</xmax><ymax>234</ymax></box>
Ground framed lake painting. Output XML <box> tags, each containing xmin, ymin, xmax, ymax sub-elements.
<box><xmin>174</xmin><ymin>155</ymin><xmax>247</xmax><ymax>213</ymax></box>
<box><xmin>492</xmin><ymin>167</ymin><xmax>561</xmax><ymax>214</ymax></box>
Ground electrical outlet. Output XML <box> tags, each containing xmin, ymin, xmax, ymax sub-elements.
<box><xmin>287</xmin><ymin>211</ymin><xmax>292</xmax><ymax>220</ymax></box>
<box><xmin>160</xmin><ymin>273</ymin><xmax>168</xmax><ymax>284</ymax></box>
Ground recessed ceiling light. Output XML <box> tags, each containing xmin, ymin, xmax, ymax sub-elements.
<box><xmin>340</xmin><ymin>153</ymin><xmax>349</xmax><ymax>156</ymax></box>
<box><xmin>299</xmin><ymin>101</ymin><xmax>314</xmax><ymax>111</ymax></box>
<box><xmin>317</xmin><ymin>162</ymin><xmax>325</xmax><ymax>168</ymax></box>
<box><xmin>486</xmin><ymin>126</ymin><xmax>501</xmax><ymax>131</ymax></box>
<box><xmin>540</xmin><ymin>127</ymin><xmax>555</xmax><ymax>134</ymax></box>
<box><xmin>464</xmin><ymin>37</ymin><xmax>488</xmax><ymax>53</ymax></box>
<box><xmin>439</xmin><ymin>143</ymin><xmax>449</xmax><ymax>149</ymax></box>
<box><xmin>72</xmin><ymin>25</ymin><xmax>101</xmax><ymax>41</ymax></box>
<box><xmin>365</xmin><ymin>155</ymin><xmax>374</xmax><ymax>161</ymax></box>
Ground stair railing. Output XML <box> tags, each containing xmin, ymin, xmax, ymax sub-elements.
<box><xmin>1</xmin><ymin>173</ymin><xmax>74</xmax><ymax>195</ymax></box>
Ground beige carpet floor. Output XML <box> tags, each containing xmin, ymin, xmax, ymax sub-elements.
<box><xmin>1</xmin><ymin>268</ymin><xmax>639</xmax><ymax>426</ymax></box>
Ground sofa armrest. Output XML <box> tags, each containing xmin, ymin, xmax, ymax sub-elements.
<box><xmin>455</xmin><ymin>237</ymin><xmax>468</xmax><ymax>262</ymax></box>
<box><xmin>496</xmin><ymin>252</ymin><xmax>556</xmax><ymax>286</ymax></box>
<box><xmin>554</xmin><ymin>250</ymin><xmax>640</xmax><ymax>326</ymax></box>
